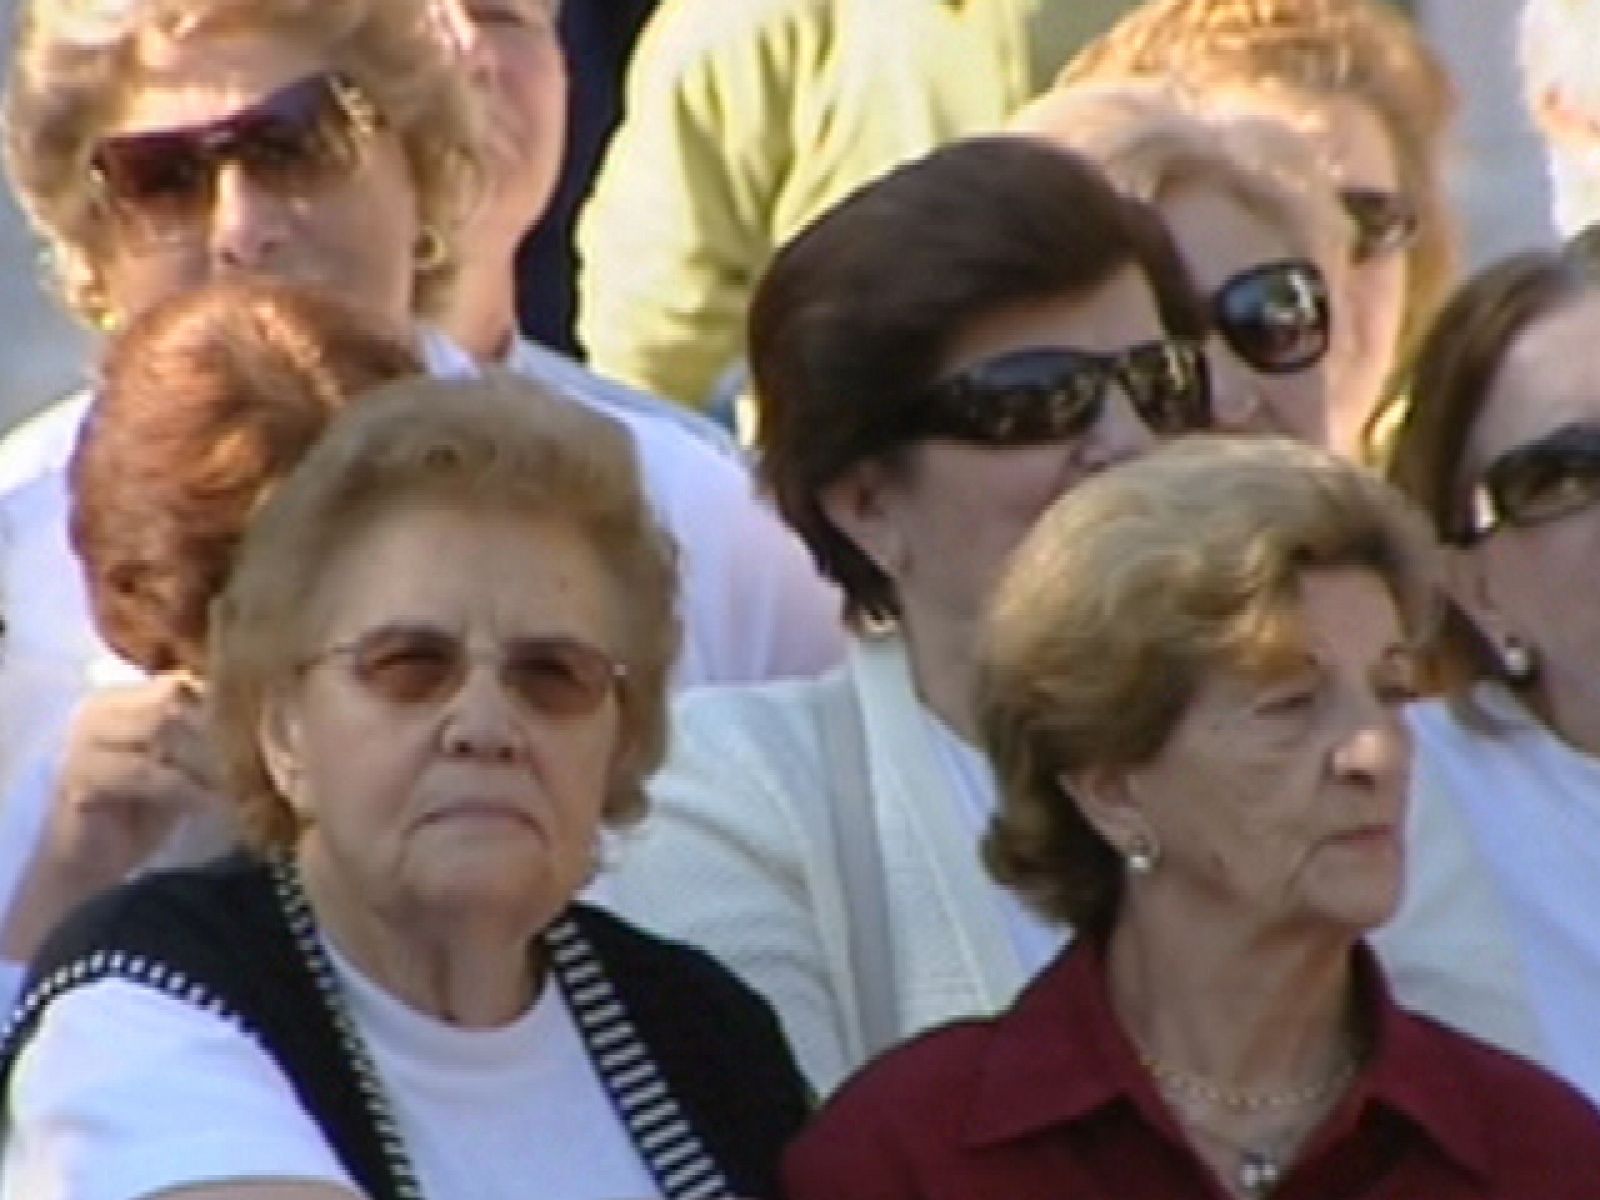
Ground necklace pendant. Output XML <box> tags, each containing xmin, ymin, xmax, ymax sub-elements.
<box><xmin>1239</xmin><ymin>1149</ymin><xmax>1281</xmax><ymax>1198</ymax></box>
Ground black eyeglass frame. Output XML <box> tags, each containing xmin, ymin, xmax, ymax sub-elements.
<box><xmin>1455</xmin><ymin>422</ymin><xmax>1600</xmax><ymax>543</ymax></box>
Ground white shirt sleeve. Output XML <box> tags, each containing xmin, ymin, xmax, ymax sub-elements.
<box><xmin>1</xmin><ymin>978</ymin><xmax>360</xmax><ymax>1200</ymax></box>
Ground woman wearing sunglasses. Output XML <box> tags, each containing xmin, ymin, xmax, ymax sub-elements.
<box><xmin>0</xmin><ymin>376</ymin><xmax>811</xmax><ymax>1200</ymax></box>
<box><xmin>784</xmin><ymin>435</ymin><xmax>1600</xmax><ymax>1200</ymax></box>
<box><xmin>1364</xmin><ymin>236</ymin><xmax>1600</xmax><ymax>1109</ymax></box>
<box><xmin>1013</xmin><ymin>81</ymin><xmax>1351</xmax><ymax>455</ymax></box>
<box><xmin>1062</xmin><ymin>0</ymin><xmax>1457</xmax><ymax>462</ymax></box>
<box><xmin>609</xmin><ymin>136</ymin><xmax>1212</xmax><ymax>1093</ymax></box>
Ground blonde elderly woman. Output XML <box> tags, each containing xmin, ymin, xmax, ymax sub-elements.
<box><xmin>1062</xmin><ymin>0</ymin><xmax>1458</xmax><ymax>459</ymax></box>
<box><xmin>1011</xmin><ymin>81</ymin><xmax>1357</xmax><ymax>455</ymax></box>
<box><xmin>784</xmin><ymin>436</ymin><xmax>1600</xmax><ymax>1200</ymax></box>
<box><xmin>0</xmin><ymin>376</ymin><xmax>811</xmax><ymax>1200</ymax></box>
<box><xmin>0</xmin><ymin>0</ymin><xmax>839</xmax><ymax>1019</ymax></box>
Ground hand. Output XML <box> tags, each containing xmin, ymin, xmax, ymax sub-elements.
<box><xmin>1</xmin><ymin>673</ymin><xmax>225</xmax><ymax>961</ymax></box>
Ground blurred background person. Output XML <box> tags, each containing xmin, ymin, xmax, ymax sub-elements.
<box><xmin>1012</xmin><ymin>81</ymin><xmax>1353</xmax><ymax>453</ymax></box>
<box><xmin>609</xmin><ymin>137</ymin><xmax>1215</xmax><ymax>1093</ymax></box>
<box><xmin>574</xmin><ymin>0</ymin><xmax>1095</xmax><ymax>415</ymax></box>
<box><xmin>0</xmin><ymin>376</ymin><xmax>810</xmax><ymax>1200</ymax></box>
<box><xmin>1062</xmin><ymin>0</ymin><xmax>1458</xmax><ymax>459</ymax></box>
<box><xmin>1380</xmin><ymin>232</ymin><xmax>1600</xmax><ymax>1107</ymax></box>
<box><xmin>785</xmin><ymin>435</ymin><xmax>1600</xmax><ymax>1200</ymax></box>
<box><xmin>0</xmin><ymin>280</ymin><xmax>423</xmax><ymax>1011</ymax></box>
<box><xmin>1521</xmin><ymin>0</ymin><xmax>1600</xmax><ymax>236</ymax></box>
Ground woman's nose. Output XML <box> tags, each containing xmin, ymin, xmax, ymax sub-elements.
<box><xmin>1204</xmin><ymin>342</ymin><xmax>1271</xmax><ymax>433</ymax></box>
<box><xmin>1081</xmin><ymin>387</ymin><xmax>1158</xmax><ymax>470</ymax></box>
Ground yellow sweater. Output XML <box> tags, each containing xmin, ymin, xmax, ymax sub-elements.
<box><xmin>576</xmin><ymin>0</ymin><xmax>1091</xmax><ymax>410</ymax></box>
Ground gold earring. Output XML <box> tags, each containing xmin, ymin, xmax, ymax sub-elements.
<box><xmin>414</xmin><ymin>224</ymin><xmax>449</xmax><ymax>271</ymax></box>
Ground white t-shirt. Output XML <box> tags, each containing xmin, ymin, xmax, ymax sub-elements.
<box><xmin>1</xmin><ymin>940</ymin><xmax>658</xmax><ymax>1200</ymax></box>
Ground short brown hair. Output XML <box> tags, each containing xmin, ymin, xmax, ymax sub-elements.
<box><xmin>4</xmin><ymin>0</ymin><xmax>480</xmax><ymax>324</ymax></box>
<box><xmin>978</xmin><ymin>434</ymin><xmax>1437</xmax><ymax>935</ymax></box>
<box><xmin>752</xmin><ymin>136</ymin><xmax>1207</xmax><ymax>625</ymax></box>
<box><xmin>70</xmin><ymin>279</ymin><xmax>422</xmax><ymax>675</ymax></box>
<box><xmin>1386</xmin><ymin>238</ymin><xmax>1600</xmax><ymax>696</ymax></box>
<box><xmin>209</xmin><ymin>374</ymin><xmax>681</xmax><ymax>849</ymax></box>
<box><xmin>1063</xmin><ymin>0</ymin><xmax>1457</xmax><ymax>388</ymax></box>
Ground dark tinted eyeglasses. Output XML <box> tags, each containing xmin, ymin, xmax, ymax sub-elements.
<box><xmin>90</xmin><ymin>72</ymin><xmax>381</xmax><ymax>248</ymax></box>
<box><xmin>1213</xmin><ymin>259</ymin><xmax>1331</xmax><ymax>375</ymax></box>
<box><xmin>301</xmin><ymin>624</ymin><xmax>627</xmax><ymax>718</ymax></box>
<box><xmin>1458</xmin><ymin>423</ymin><xmax>1600</xmax><ymax>542</ymax></box>
<box><xmin>1339</xmin><ymin>187</ymin><xmax>1420</xmax><ymax>264</ymax></box>
<box><xmin>912</xmin><ymin>340</ymin><xmax>1211</xmax><ymax>446</ymax></box>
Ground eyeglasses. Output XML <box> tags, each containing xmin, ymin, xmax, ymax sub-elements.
<box><xmin>300</xmin><ymin>624</ymin><xmax>627</xmax><ymax>718</ymax></box>
<box><xmin>913</xmin><ymin>339</ymin><xmax>1211</xmax><ymax>445</ymax></box>
<box><xmin>89</xmin><ymin>72</ymin><xmax>381</xmax><ymax>248</ymax></box>
<box><xmin>1339</xmin><ymin>187</ymin><xmax>1420</xmax><ymax>264</ymax></box>
<box><xmin>1212</xmin><ymin>259</ymin><xmax>1331</xmax><ymax>375</ymax></box>
<box><xmin>1458</xmin><ymin>423</ymin><xmax>1600</xmax><ymax>542</ymax></box>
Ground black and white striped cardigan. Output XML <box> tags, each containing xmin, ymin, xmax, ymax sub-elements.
<box><xmin>0</xmin><ymin>852</ymin><xmax>811</xmax><ymax>1200</ymax></box>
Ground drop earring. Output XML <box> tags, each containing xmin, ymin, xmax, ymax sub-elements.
<box><xmin>1125</xmin><ymin>833</ymin><xmax>1160</xmax><ymax>876</ymax></box>
<box><xmin>1499</xmin><ymin>634</ymin><xmax>1537</xmax><ymax>684</ymax></box>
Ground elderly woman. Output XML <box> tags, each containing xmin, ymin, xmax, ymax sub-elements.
<box><xmin>1011</xmin><ymin>81</ymin><xmax>1350</xmax><ymax>453</ymax></box>
<box><xmin>609</xmin><ymin>135</ymin><xmax>1214</xmax><ymax>1092</ymax></box>
<box><xmin>1373</xmin><ymin>234</ymin><xmax>1600</xmax><ymax>1107</ymax></box>
<box><xmin>0</xmin><ymin>280</ymin><xmax>424</xmax><ymax>1007</ymax></box>
<box><xmin>783</xmin><ymin>435</ymin><xmax>1600</xmax><ymax>1199</ymax></box>
<box><xmin>0</xmin><ymin>0</ymin><xmax>838</xmax><ymax>1022</ymax></box>
<box><xmin>0</xmin><ymin>376</ymin><xmax>810</xmax><ymax>1199</ymax></box>
<box><xmin>1062</xmin><ymin>0</ymin><xmax>1458</xmax><ymax>459</ymax></box>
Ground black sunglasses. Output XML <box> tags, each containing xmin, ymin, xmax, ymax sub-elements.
<box><xmin>1213</xmin><ymin>259</ymin><xmax>1331</xmax><ymax>376</ymax></box>
<box><xmin>1458</xmin><ymin>423</ymin><xmax>1600</xmax><ymax>543</ymax></box>
<box><xmin>1339</xmin><ymin>187</ymin><xmax>1420</xmax><ymax>264</ymax></box>
<box><xmin>90</xmin><ymin>72</ymin><xmax>381</xmax><ymax>248</ymax></box>
<box><xmin>300</xmin><ymin>624</ymin><xmax>627</xmax><ymax>718</ymax></box>
<box><xmin>913</xmin><ymin>339</ymin><xmax>1211</xmax><ymax>446</ymax></box>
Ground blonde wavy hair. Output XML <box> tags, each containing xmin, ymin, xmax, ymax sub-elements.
<box><xmin>977</xmin><ymin>434</ymin><xmax>1438</xmax><ymax>935</ymax></box>
<box><xmin>4</xmin><ymin>0</ymin><xmax>482</xmax><ymax>326</ymax></box>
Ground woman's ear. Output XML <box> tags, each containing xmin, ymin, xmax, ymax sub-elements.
<box><xmin>257</xmin><ymin>692</ymin><xmax>310</xmax><ymax>821</ymax></box>
<box><xmin>818</xmin><ymin>458</ymin><xmax>910</xmax><ymax>581</ymax></box>
<box><xmin>1059</xmin><ymin>765</ymin><xmax>1157</xmax><ymax>861</ymax></box>
<box><xmin>1444</xmin><ymin>542</ymin><xmax>1514</xmax><ymax>646</ymax></box>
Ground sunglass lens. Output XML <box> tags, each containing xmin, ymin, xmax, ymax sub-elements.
<box><xmin>350</xmin><ymin>628</ymin><xmax>462</xmax><ymax>704</ymax></box>
<box><xmin>1121</xmin><ymin>342</ymin><xmax>1210</xmax><ymax>433</ymax></box>
<box><xmin>235</xmin><ymin>77</ymin><xmax>362</xmax><ymax>190</ymax></box>
<box><xmin>1215</xmin><ymin>262</ymin><xmax>1329</xmax><ymax>375</ymax></box>
<box><xmin>94</xmin><ymin>134</ymin><xmax>214</xmax><ymax>229</ymax></box>
<box><xmin>505</xmin><ymin>640</ymin><xmax>618</xmax><ymax>717</ymax></box>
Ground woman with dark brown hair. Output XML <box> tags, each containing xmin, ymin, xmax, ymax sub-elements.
<box><xmin>610</xmin><ymin>135</ymin><xmax>1214</xmax><ymax>1093</ymax></box>
<box><xmin>1374</xmin><ymin>231</ymin><xmax>1600</xmax><ymax>1108</ymax></box>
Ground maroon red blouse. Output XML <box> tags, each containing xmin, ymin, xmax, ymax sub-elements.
<box><xmin>783</xmin><ymin>939</ymin><xmax>1600</xmax><ymax>1199</ymax></box>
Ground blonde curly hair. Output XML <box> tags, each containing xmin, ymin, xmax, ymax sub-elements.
<box><xmin>4</xmin><ymin>0</ymin><xmax>482</xmax><ymax>326</ymax></box>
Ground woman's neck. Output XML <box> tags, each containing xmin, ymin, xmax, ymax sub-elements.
<box><xmin>439</xmin><ymin>246</ymin><xmax>519</xmax><ymax>365</ymax></box>
<box><xmin>898</xmin><ymin>605</ymin><xmax>981</xmax><ymax>741</ymax></box>
<box><xmin>1106</xmin><ymin>905</ymin><xmax>1357</xmax><ymax>1097</ymax></box>
<box><xmin>1528</xmin><ymin>666</ymin><xmax>1600</xmax><ymax>759</ymax></box>
<box><xmin>298</xmin><ymin>845</ymin><xmax>540</xmax><ymax>1029</ymax></box>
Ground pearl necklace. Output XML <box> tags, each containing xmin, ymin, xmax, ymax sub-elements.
<box><xmin>1138</xmin><ymin>1048</ymin><xmax>1357</xmax><ymax>1113</ymax></box>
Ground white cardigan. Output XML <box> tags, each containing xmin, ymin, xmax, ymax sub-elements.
<box><xmin>607</xmin><ymin>634</ymin><xmax>1034</xmax><ymax>1094</ymax></box>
